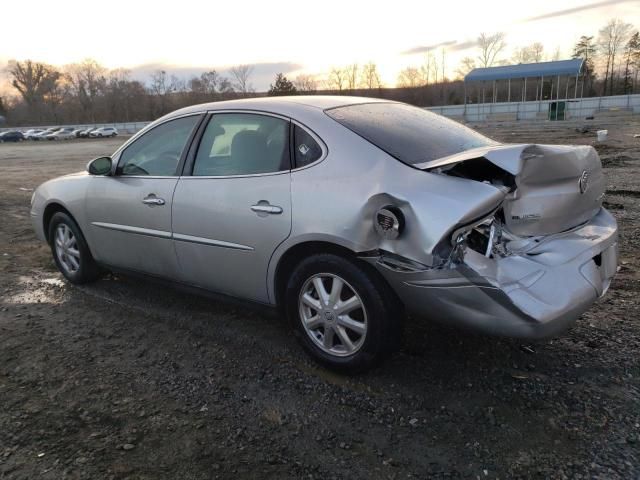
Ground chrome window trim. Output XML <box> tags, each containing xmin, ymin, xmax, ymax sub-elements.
<box><xmin>104</xmin><ymin>176</ymin><xmax>181</xmax><ymax>180</ymax></box>
<box><xmin>184</xmin><ymin>110</ymin><xmax>328</xmax><ymax>179</ymax></box>
<box><xmin>179</xmin><ymin>170</ymin><xmax>289</xmax><ymax>180</ymax></box>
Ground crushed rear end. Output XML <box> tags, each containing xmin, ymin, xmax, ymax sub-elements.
<box><xmin>373</xmin><ymin>143</ymin><xmax>618</xmax><ymax>338</ymax></box>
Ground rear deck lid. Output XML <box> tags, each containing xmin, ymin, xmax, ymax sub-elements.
<box><xmin>420</xmin><ymin>143</ymin><xmax>605</xmax><ymax>236</ymax></box>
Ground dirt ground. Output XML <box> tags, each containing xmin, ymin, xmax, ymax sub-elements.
<box><xmin>1</xmin><ymin>126</ymin><xmax>639</xmax><ymax>480</ymax></box>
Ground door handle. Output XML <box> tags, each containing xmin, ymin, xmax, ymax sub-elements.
<box><xmin>251</xmin><ymin>204</ymin><xmax>283</xmax><ymax>215</ymax></box>
<box><xmin>142</xmin><ymin>195</ymin><xmax>165</xmax><ymax>206</ymax></box>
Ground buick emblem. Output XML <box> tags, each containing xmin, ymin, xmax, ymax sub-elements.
<box><xmin>579</xmin><ymin>170</ymin><xmax>589</xmax><ymax>194</ymax></box>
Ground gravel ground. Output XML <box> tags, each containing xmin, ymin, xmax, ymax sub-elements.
<box><xmin>1</xmin><ymin>127</ymin><xmax>639</xmax><ymax>479</ymax></box>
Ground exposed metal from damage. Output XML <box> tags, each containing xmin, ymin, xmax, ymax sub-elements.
<box><xmin>362</xmin><ymin>142</ymin><xmax>616</xmax><ymax>337</ymax></box>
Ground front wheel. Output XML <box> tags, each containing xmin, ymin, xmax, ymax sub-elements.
<box><xmin>48</xmin><ymin>212</ymin><xmax>101</xmax><ymax>284</ymax></box>
<box><xmin>285</xmin><ymin>253</ymin><xmax>402</xmax><ymax>373</ymax></box>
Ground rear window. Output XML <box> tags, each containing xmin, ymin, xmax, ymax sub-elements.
<box><xmin>325</xmin><ymin>102</ymin><xmax>495</xmax><ymax>165</ymax></box>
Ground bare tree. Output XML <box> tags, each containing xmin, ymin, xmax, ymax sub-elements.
<box><xmin>197</xmin><ymin>70</ymin><xmax>221</xmax><ymax>96</ymax></box>
<box><xmin>149</xmin><ymin>70</ymin><xmax>175</xmax><ymax>116</ymax></box>
<box><xmin>326</xmin><ymin>67</ymin><xmax>346</xmax><ymax>92</ymax></box>
<box><xmin>360</xmin><ymin>62</ymin><xmax>382</xmax><ymax>89</ymax></box>
<box><xmin>8</xmin><ymin>60</ymin><xmax>61</xmax><ymax>117</ymax></box>
<box><xmin>65</xmin><ymin>58</ymin><xmax>107</xmax><ymax>122</ymax></box>
<box><xmin>344</xmin><ymin>64</ymin><xmax>359</xmax><ymax>90</ymax></box>
<box><xmin>455</xmin><ymin>57</ymin><xmax>476</xmax><ymax>79</ymax></box>
<box><xmin>477</xmin><ymin>32</ymin><xmax>507</xmax><ymax>68</ymax></box>
<box><xmin>397</xmin><ymin>67</ymin><xmax>424</xmax><ymax>87</ymax></box>
<box><xmin>294</xmin><ymin>74</ymin><xmax>318</xmax><ymax>92</ymax></box>
<box><xmin>421</xmin><ymin>51</ymin><xmax>435</xmax><ymax>85</ymax></box>
<box><xmin>230</xmin><ymin>64</ymin><xmax>254</xmax><ymax>95</ymax></box>
<box><xmin>598</xmin><ymin>18</ymin><xmax>633</xmax><ymax>95</ymax></box>
<box><xmin>531</xmin><ymin>42</ymin><xmax>544</xmax><ymax>62</ymax></box>
<box><xmin>513</xmin><ymin>43</ymin><xmax>545</xmax><ymax>64</ymax></box>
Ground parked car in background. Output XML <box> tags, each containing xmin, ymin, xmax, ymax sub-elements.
<box><xmin>23</xmin><ymin>129</ymin><xmax>44</xmax><ymax>140</ymax></box>
<box><xmin>44</xmin><ymin>128</ymin><xmax>76</xmax><ymax>141</ymax></box>
<box><xmin>72</xmin><ymin>128</ymin><xmax>86</xmax><ymax>138</ymax></box>
<box><xmin>78</xmin><ymin>127</ymin><xmax>97</xmax><ymax>138</ymax></box>
<box><xmin>30</xmin><ymin>97</ymin><xmax>618</xmax><ymax>372</ymax></box>
<box><xmin>32</xmin><ymin>128</ymin><xmax>60</xmax><ymax>140</ymax></box>
<box><xmin>0</xmin><ymin>130</ymin><xmax>25</xmax><ymax>142</ymax></box>
<box><xmin>90</xmin><ymin>127</ymin><xmax>118</xmax><ymax>138</ymax></box>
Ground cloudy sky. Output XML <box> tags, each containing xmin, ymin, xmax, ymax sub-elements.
<box><xmin>1</xmin><ymin>0</ymin><xmax>638</xmax><ymax>91</ymax></box>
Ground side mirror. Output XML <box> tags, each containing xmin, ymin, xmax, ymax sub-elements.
<box><xmin>87</xmin><ymin>156</ymin><xmax>112</xmax><ymax>175</ymax></box>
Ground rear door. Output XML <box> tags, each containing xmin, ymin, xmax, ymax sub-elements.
<box><xmin>85</xmin><ymin>114</ymin><xmax>202</xmax><ymax>278</ymax></box>
<box><xmin>171</xmin><ymin>112</ymin><xmax>292</xmax><ymax>303</ymax></box>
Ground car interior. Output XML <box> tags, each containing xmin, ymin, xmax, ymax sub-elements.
<box><xmin>193</xmin><ymin>115</ymin><xmax>289</xmax><ymax>176</ymax></box>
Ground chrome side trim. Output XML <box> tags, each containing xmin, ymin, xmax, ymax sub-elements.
<box><xmin>173</xmin><ymin>233</ymin><xmax>254</xmax><ymax>251</ymax></box>
<box><xmin>91</xmin><ymin>222</ymin><xmax>254</xmax><ymax>251</ymax></box>
<box><xmin>91</xmin><ymin>222</ymin><xmax>172</xmax><ymax>239</ymax></box>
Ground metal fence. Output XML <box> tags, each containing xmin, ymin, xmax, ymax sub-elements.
<box><xmin>3</xmin><ymin>94</ymin><xmax>639</xmax><ymax>133</ymax></box>
<box><xmin>425</xmin><ymin>93</ymin><xmax>640</xmax><ymax>122</ymax></box>
<box><xmin>0</xmin><ymin>121</ymin><xmax>151</xmax><ymax>135</ymax></box>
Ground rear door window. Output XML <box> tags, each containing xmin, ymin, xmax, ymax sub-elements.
<box><xmin>192</xmin><ymin>113</ymin><xmax>290</xmax><ymax>176</ymax></box>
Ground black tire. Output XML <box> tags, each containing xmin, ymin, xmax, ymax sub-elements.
<box><xmin>48</xmin><ymin>212</ymin><xmax>101</xmax><ymax>284</ymax></box>
<box><xmin>285</xmin><ymin>253</ymin><xmax>402</xmax><ymax>373</ymax></box>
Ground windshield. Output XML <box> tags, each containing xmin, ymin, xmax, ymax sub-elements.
<box><xmin>325</xmin><ymin>102</ymin><xmax>496</xmax><ymax>165</ymax></box>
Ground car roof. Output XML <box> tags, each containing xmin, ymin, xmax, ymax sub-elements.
<box><xmin>166</xmin><ymin>95</ymin><xmax>395</xmax><ymax>119</ymax></box>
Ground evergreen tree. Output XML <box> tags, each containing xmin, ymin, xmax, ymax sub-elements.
<box><xmin>623</xmin><ymin>32</ymin><xmax>640</xmax><ymax>94</ymax></box>
<box><xmin>268</xmin><ymin>73</ymin><xmax>297</xmax><ymax>96</ymax></box>
<box><xmin>572</xmin><ymin>36</ymin><xmax>597</xmax><ymax>95</ymax></box>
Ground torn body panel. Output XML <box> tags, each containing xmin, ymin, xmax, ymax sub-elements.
<box><xmin>362</xmin><ymin>143</ymin><xmax>616</xmax><ymax>338</ymax></box>
<box><xmin>367</xmin><ymin>208</ymin><xmax>617</xmax><ymax>338</ymax></box>
<box><xmin>420</xmin><ymin>143</ymin><xmax>605</xmax><ymax>236</ymax></box>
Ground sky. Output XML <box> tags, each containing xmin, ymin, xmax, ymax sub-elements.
<box><xmin>1</xmin><ymin>0</ymin><xmax>639</xmax><ymax>92</ymax></box>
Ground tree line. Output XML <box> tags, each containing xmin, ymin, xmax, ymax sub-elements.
<box><xmin>1</xmin><ymin>17</ymin><xmax>638</xmax><ymax>126</ymax></box>
<box><xmin>1</xmin><ymin>61</ymin><xmax>257</xmax><ymax>126</ymax></box>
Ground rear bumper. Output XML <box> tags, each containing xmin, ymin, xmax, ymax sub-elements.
<box><xmin>371</xmin><ymin>208</ymin><xmax>618</xmax><ymax>339</ymax></box>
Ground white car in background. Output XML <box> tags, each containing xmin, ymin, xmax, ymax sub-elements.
<box><xmin>23</xmin><ymin>129</ymin><xmax>44</xmax><ymax>140</ymax></box>
<box><xmin>32</xmin><ymin>128</ymin><xmax>59</xmax><ymax>140</ymax></box>
<box><xmin>45</xmin><ymin>128</ymin><xmax>76</xmax><ymax>140</ymax></box>
<box><xmin>90</xmin><ymin>127</ymin><xmax>118</xmax><ymax>138</ymax></box>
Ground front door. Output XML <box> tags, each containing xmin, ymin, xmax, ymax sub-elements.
<box><xmin>85</xmin><ymin>114</ymin><xmax>202</xmax><ymax>278</ymax></box>
<box><xmin>171</xmin><ymin>112</ymin><xmax>292</xmax><ymax>303</ymax></box>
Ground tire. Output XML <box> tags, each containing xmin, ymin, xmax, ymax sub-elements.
<box><xmin>48</xmin><ymin>212</ymin><xmax>101</xmax><ymax>284</ymax></box>
<box><xmin>285</xmin><ymin>253</ymin><xmax>402</xmax><ymax>373</ymax></box>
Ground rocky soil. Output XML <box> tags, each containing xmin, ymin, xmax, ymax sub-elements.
<box><xmin>1</xmin><ymin>126</ymin><xmax>639</xmax><ymax>479</ymax></box>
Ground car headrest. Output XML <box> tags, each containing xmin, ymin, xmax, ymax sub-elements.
<box><xmin>231</xmin><ymin>130</ymin><xmax>267</xmax><ymax>169</ymax></box>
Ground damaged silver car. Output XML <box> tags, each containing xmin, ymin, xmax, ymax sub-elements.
<box><xmin>31</xmin><ymin>97</ymin><xmax>618</xmax><ymax>371</ymax></box>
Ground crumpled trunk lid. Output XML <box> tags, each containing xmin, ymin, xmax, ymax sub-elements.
<box><xmin>420</xmin><ymin>143</ymin><xmax>605</xmax><ymax>236</ymax></box>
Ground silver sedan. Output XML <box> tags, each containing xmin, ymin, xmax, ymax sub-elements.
<box><xmin>31</xmin><ymin>96</ymin><xmax>618</xmax><ymax>371</ymax></box>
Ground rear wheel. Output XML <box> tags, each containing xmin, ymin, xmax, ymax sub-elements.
<box><xmin>48</xmin><ymin>212</ymin><xmax>101</xmax><ymax>284</ymax></box>
<box><xmin>285</xmin><ymin>253</ymin><xmax>402</xmax><ymax>373</ymax></box>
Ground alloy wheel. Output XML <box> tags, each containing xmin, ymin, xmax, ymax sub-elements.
<box><xmin>54</xmin><ymin>224</ymin><xmax>81</xmax><ymax>274</ymax></box>
<box><xmin>298</xmin><ymin>273</ymin><xmax>368</xmax><ymax>357</ymax></box>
